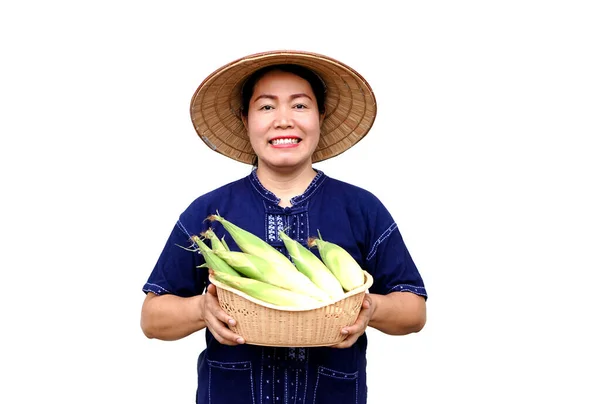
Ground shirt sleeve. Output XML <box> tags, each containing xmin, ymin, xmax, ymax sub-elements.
<box><xmin>142</xmin><ymin>220</ymin><xmax>208</xmax><ymax>298</ymax></box>
<box><xmin>363</xmin><ymin>203</ymin><xmax>428</xmax><ymax>299</ymax></box>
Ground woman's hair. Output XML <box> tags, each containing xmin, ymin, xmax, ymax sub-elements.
<box><xmin>241</xmin><ymin>64</ymin><xmax>327</xmax><ymax>168</ymax></box>
<box><xmin>240</xmin><ymin>64</ymin><xmax>326</xmax><ymax>118</ymax></box>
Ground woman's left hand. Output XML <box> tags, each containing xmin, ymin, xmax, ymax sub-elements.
<box><xmin>331</xmin><ymin>294</ymin><xmax>375</xmax><ymax>349</ymax></box>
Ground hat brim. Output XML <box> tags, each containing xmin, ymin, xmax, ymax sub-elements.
<box><xmin>190</xmin><ymin>50</ymin><xmax>377</xmax><ymax>164</ymax></box>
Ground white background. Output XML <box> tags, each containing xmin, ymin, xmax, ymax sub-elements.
<box><xmin>1</xmin><ymin>1</ymin><xmax>599</xmax><ymax>402</ymax></box>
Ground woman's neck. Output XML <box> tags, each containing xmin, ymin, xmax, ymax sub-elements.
<box><xmin>255</xmin><ymin>163</ymin><xmax>317</xmax><ymax>207</ymax></box>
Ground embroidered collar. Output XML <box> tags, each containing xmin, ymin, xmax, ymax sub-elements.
<box><xmin>248</xmin><ymin>168</ymin><xmax>326</xmax><ymax>206</ymax></box>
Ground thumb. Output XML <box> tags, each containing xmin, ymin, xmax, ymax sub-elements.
<box><xmin>206</xmin><ymin>283</ymin><xmax>217</xmax><ymax>296</ymax></box>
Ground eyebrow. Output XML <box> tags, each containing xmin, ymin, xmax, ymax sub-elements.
<box><xmin>253</xmin><ymin>93</ymin><xmax>314</xmax><ymax>103</ymax></box>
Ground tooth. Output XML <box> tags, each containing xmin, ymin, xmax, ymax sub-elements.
<box><xmin>272</xmin><ymin>138</ymin><xmax>299</xmax><ymax>145</ymax></box>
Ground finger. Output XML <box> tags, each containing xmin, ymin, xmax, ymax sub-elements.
<box><xmin>331</xmin><ymin>334</ymin><xmax>359</xmax><ymax>349</ymax></box>
<box><xmin>341</xmin><ymin>325</ymin><xmax>360</xmax><ymax>336</ymax></box>
<box><xmin>341</xmin><ymin>309</ymin><xmax>370</xmax><ymax>336</ymax></box>
<box><xmin>204</xmin><ymin>310</ymin><xmax>245</xmax><ymax>345</ymax></box>
<box><xmin>202</xmin><ymin>284</ymin><xmax>245</xmax><ymax>345</ymax></box>
<box><xmin>205</xmin><ymin>294</ymin><xmax>238</xmax><ymax>327</ymax></box>
<box><xmin>210</xmin><ymin>303</ymin><xmax>237</xmax><ymax>326</ymax></box>
<box><xmin>206</xmin><ymin>283</ymin><xmax>218</xmax><ymax>296</ymax></box>
<box><xmin>207</xmin><ymin>326</ymin><xmax>245</xmax><ymax>346</ymax></box>
<box><xmin>208</xmin><ymin>324</ymin><xmax>246</xmax><ymax>345</ymax></box>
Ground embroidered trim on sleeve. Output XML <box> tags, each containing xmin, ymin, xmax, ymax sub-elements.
<box><xmin>143</xmin><ymin>283</ymin><xmax>171</xmax><ymax>295</ymax></box>
<box><xmin>388</xmin><ymin>283</ymin><xmax>428</xmax><ymax>297</ymax></box>
<box><xmin>366</xmin><ymin>222</ymin><xmax>398</xmax><ymax>261</ymax></box>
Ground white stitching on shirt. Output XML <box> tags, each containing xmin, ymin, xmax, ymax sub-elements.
<box><xmin>250</xmin><ymin>362</ymin><xmax>256</xmax><ymax>404</ymax></box>
<box><xmin>388</xmin><ymin>284</ymin><xmax>428</xmax><ymax>296</ymax></box>
<box><xmin>250</xmin><ymin>169</ymin><xmax>280</xmax><ymax>203</ymax></box>
<box><xmin>305</xmin><ymin>202</ymin><xmax>310</xmax><ymax>243</ymax></box>
<box><xmin>176</xmin><ymin>220</ymin><xmax>192</xmax><ymax>239</ymax></box>
<box><xmin>289</xmin><ymin>170</ymin><xmax>324</xmax><ymax>204</ymax></box>
<box><xmin>284</xmin><ymin>368</ymin><xmax>288</xmax><ymax>404</ymax></box>
<box><xmin>143</xmin><ymin>283</ymin><xmax>171</xmax><ymax>294</ymax></box>
<box><xmin>366</xmin><ymin>222</ymin><xmax>398</xmax><ymax>261</ymax></box>
<box><xmin>301</xmin><ymin>349</ymin><xmax>309</xmax><ymax>403</ymax></box>
<box><xmin>260</xmin><ymin>348</ymin><xmax>264</xmax><ymax>403</ymax></box>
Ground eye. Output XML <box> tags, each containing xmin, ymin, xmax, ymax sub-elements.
<box><xmin>293</xmin><ymin>104</ymin><xmax>308</xmax><ymax>109</ymax></box>
<box><xmin>260</xmin><ymin>105</ymin><xmax>274</xmax><ymax>111</ymax></box>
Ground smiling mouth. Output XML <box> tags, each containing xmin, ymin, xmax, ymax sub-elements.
<box><xmin>270</xmin><ymin>138</ymin><xmax>300</xmax><ymax>146</ymax></box>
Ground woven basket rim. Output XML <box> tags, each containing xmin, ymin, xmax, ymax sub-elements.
<box><xmin>209</xmin><ymin>270</ymin><xmax>373</xmax><ymax>312</ymax></box>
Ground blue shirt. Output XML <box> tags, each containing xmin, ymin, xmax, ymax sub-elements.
<box><xmin>143</xmin><ymin>169</ymin><xmax>427</xmax><ymax>404</ymax></box>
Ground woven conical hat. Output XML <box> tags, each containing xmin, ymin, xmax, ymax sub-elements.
<box><xmin>190</xmin><ymin>50</ymin><xmax>377</xmax><ymax>164</ymax></box>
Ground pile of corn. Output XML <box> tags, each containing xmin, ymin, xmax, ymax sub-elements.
<box><xmin>190</xmin><ymin>213</ymin><xmax>366</xmax><ymax>308</ymax></box>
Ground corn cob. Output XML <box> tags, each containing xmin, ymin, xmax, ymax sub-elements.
<box><xmin>308</xmin><ymin>232</ymin><xmax>365</xmax><ymax>292</ymax></box>
<box><xmin>190</xmin><ymin>235</ymin><xmax>240</xmax><ymax>277</ymax></box>
<box><xmin>212</xmin><ymin>250</ymin><xmax>263</xmax><ymax>280</ymax></box>
<box><xmin>214</xmin><ymin>250</ymin><xmax>331</xmax><ymax>302</ymax></box>
<box><xmin>200</xmin><ymin>228</ymin><xmax>228</xmax><ymax>252</ymax></box>
<box><xmin>207</xmin><ymin>213</ymin><xmax>295</xmax><ymax>270</ymax></box>
<box><xmin>278</xmin><ymin>231</ymin><xmax>345</xmax><ymax>299</ymax></box>
<box><xmin>212</xmin><ymin>271</ymin><xmax>321</xmax><ymax>307</ymax></box>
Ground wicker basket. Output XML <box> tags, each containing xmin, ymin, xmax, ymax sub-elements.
<box><xmin>208</xmin><ymin>271</ymin><xmax>374</xmax><ymax>347</ymax></box>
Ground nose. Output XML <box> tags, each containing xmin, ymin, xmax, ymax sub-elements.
<box><xmin>274</xmin><ymin>107</ymin><xmax>294</xmax><ymax>129</ymax></box>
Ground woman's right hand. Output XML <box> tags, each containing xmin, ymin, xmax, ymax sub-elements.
<box><xmin>202</xmin><ymin>283</ymin><xmax>246</xmax><ymax>346</ymax></box>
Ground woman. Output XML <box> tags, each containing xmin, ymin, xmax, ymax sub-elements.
<box><xmin>141</xmin><ymin>50</ymin><xmax>427</xmax><ymax>404</ymax></box>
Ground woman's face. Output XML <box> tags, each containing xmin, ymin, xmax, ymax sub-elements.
<box><xmin>244</xmin><ymin>70</ymin><xmax>323</xmax><ymax>170</ymax></box>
